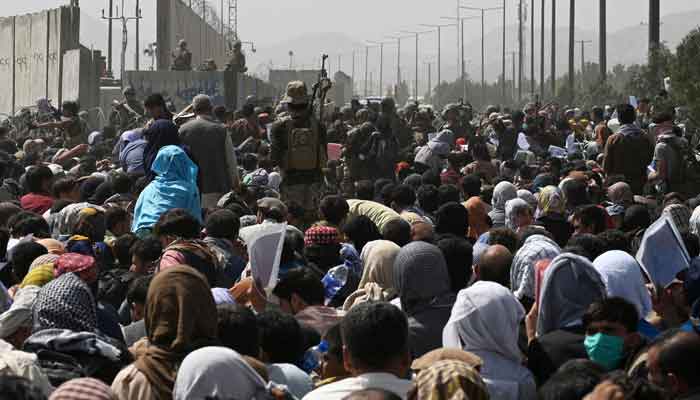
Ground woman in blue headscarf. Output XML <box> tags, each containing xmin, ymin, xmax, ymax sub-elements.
<box><xmin>132</xmin><ymin>145</ymin><xmax>201</xmax><ymax>234</ymax></box>
<box><xmin>142</xmin><ymin>119</ymin><xmax>181</xmax><ymax>182</ymax></box>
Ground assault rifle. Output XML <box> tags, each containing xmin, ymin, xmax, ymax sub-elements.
<box><xmin>310</xmin><ymin>54</ymin><xmax>332</xmax><ymax>121</ymax></box>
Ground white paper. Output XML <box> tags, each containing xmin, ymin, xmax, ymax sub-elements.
<box><xmin>629</xmin><ymin>96</ymin><xmax>639</xmax><ymax>109</ymax></box>
<box><xmin>636</xmin><ymin>214</ymin><xmax>690</xmax><ymax>287</ymax></box>
<box><xmin>247</xmin><ymin>222</ymin><xmax>287</xmax><ymax>295</ymax></box>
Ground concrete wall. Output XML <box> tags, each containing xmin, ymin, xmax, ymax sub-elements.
<box><xmin>156</xmin><ymin>0</ymin><xmax>227</xmax><ymax>71</ymax></box>
<box><xmin>0</xmin><ymin>6</ymin><xmax>87</xmax><ymax>116</ymax></box>
<box><xmin>124</xmin><ymin>70</ymin><xmax>229</xmax><ymax>112</ymax></box>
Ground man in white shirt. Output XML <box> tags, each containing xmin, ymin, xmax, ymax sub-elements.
<box><xmin>302</xmin><ymin>302</ymin><xmax>413</xmax><ymax>400</ymax></box>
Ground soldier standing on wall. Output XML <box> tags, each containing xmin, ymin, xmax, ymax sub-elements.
<box><xmin>226</xmin><ymin>41</ymin><xmax>247</xmax><ymax>73</ymax></box>
<box><xmin>171</xmin><ymin>39</ymin><xmax>193</xmax><ymax>71</ymax></box>
<box><xmin>270</xmin><ymin>81</ymin><xmax>327</xmax><ymax>227</ymax></box>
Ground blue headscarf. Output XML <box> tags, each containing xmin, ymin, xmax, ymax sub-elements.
<box><xmin>132</xmin><ymin>145</ymin><xmax>202</xmax><ymax>232</ymax></box>
<box><xmin>142</xmin><ymin>120</ymin><xmax>181</xmax><ymax>182</ymax></box>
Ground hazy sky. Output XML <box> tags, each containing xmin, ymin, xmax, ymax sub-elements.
<box><xmin>4</xmin><ymin>0</ymin><xmax>698</xmax><ymax>48</ymax></box>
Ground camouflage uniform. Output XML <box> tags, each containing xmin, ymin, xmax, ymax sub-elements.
<box><xmin>270</xmin><ymin>81</ymin><xmax>327</xmax><ymax>226</ymax></box>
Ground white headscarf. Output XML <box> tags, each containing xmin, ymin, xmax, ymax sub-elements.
<box><xmin>593</xmin><ymin>250</ymin><xmax>653</xmax><ymax>319</ymax></box>
<box><xmin>536</xmin><ymin>253</ymin><xmax>606</xmax><ymax>337</ymax></box>
<box><xmin>443</xmin><ymin>281</ymin><xmax>525</xmax><ymax>364</ymax></box>
<box><xmin>0</xmin><ymin>286</ymin><xmax>40</xmax><ymax>338</ymax></box>
<box><xmin>174</xmin><ymin>347</ymin><xmax>271</xmax><ymax>400</ymax></box>
<box><xmin>491</xmin><ymin>181</ymin><xmax>518</xmax><ymax>212</ymax></box>
<box><xmin>690</xmin><ymin>205</ymin><xmax>700</xmax><ymax>236</ymax></box>
<box><xmin>505</xmin><ymin>198</ymin><xmax>531</xmax><ymax>231</ymax></box>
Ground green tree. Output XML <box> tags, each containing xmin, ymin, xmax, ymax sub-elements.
<box><xmin>670</xmin><ymin>28</ymin><xmax>700</xmax><ymax>124</ymax></box>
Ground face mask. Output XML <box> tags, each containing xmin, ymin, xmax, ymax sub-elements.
<box><xmin>584</xmin><ymin>333</ymin><xmax>625</xmax><ymax>371</ymax></box>
<box><xmin>522</xmin><ymin>123</ymin><xmax>529</xmax><ymax>131</ymax></box>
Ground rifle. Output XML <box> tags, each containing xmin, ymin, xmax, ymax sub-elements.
<box><xmin>310</xmin><ymin>54</ymin><xmax>332</xmax><ymax>121</ymax></box>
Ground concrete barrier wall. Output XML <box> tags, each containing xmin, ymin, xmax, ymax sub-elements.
<box><xmin>124</xmin><ymin>70</ymin><xmax>228</xmax><ymax>112</ymax></box>
<box><xmin>0</xmin><ymin>6</ymin><xmax>85</xmax><ymax>116</ymax></box>
<box><xmin>156</xmin><ymin>0</ymin><xmax>227</xmax><ymax>71</ymax></box>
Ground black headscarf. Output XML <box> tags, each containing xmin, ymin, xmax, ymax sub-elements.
<box><xmin>142</xmin><ymin>119</ymin><xmax>181</xmax><ymax>182</ymax></box>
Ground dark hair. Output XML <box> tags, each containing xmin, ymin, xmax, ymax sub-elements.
<box><xmin>591</xmin><ymin>106</ymin><xmax>604</xmax><ymax>121</ymax></box>
<box><xmin>324</xmin><ymin>323</ymin><xmax>344</xmax><ymax>362</ymax></box>
<box><xmin>105</xmin><ymin>207</ymin><xmax>129</xmax><ymax>232</ymax></box>
<box><xmin>461</xmin><ymin>174</ymin><xmax>482</xmax><ymax>198</ymax></box>
<box><xmin>437</xmin><ymin>236</ymin><xmax>473</xmax><ymax>292</ymax></box>
<box><xmin>435</xmin><ymin>202</ymin><xmax>468</xmax><ymax>237</ymax></box>
<box><xmin>379</xmin><ymin>184</ymin><xmax>396</xmax><ymax>206</ymax></box>
<box><xmin>471</xmin><ymin>141</ymin><xmax>491</xmax><ymax>162</ymax></box>
<box><xmin>0</xmin><ymin>203</ymin><xmax>21</xmax><ymax>228</ymax></box>
<box><xmin>437</xmin><ymin>184</ymin><xmax>461</xmax><ymax>206</ymax></box>
<box><xmin>573</xmin><ymin>205</ymin><xmax>607</xmax><ymax>235</ymax></box>
<box><xmin>416</xmin><ymin>185</ymin><xmax>439</xmax><ymax>214</ymax></box>
<box><xmin>320</xmin><ymin>195</ymin><xmax>350</xmax><ymax>226</ymax></box>
<box><xmin>126</xmin><ymin>275</ymin><xmax>152</xmax><ymax>305</ymax></box>
<box><xmin>651</xmin><ymin>110</ymin><xmax>674</xmax><ymax>124</ymax></box>
<box><xmin>604</xmin><ymin>371</ymin><xmax>667</xmax><ymax>400</ymax></box>
<box><xmin>582</xmin><ymin>297</ymin><xmax>639</xmax><ymax>333</ymax></box>
<box><xmin>24</xmin><ymin>165</ymin><xmax>53</xmax><ymax>193</ymax></box>
<box><xmin>653</xmin><ymin>332</ymin><xmax>700</xmax><ymax>391</ymax></box>
<box><xmin>682</xmin><ymin>232</ymin><xmax>700</xmax><ymax>259</ymax></box>
<box><xmin>538</xmin><ymin>359</ymin><xmax>604</xmax><ymax>400</ymax></box>
<box><xmin>154</xmin><ymin>209</ymin><xmax>201</xmax><ymax>239</ymax></box>
<box><xmin>8</xmin><ymin>211</ymin><xmax>50</xmax><ymax>238</ymax></box>
<box><xmin>341</xmin><ymin>302</ymin><xmax>408</xmax><ymax>370</ymax></box>
<box><xmin>355</xmin><ymin>180</ymin><xmax>375</xmax><ymax>201</ymax></box>
<box><xmin>51</xmin><ymin>177</ymin><xmax>77</xmax><ymax>198</ymax></box>
<box><xmin>273</xmin><ymin>267</ymin><xmax>325</xmax><ymax>306</ymax></box>
<box><xmin>257</xmin><ymin>310</ymin><xmax>304</xmax><ymax>364</ymax></box>
<box><xmin>0</xmin><ymin>375</ymin><xmax>46</xmax><ymax>400</ymax></box>
<box><xmin>342</xmin><ymin>215</ymin><xmax>382</xmax><ymax>253</ymax></box>
<box><xmin>390</xmin><ymin>185</ymin><xmax>416</xmax><ymax>209</ymax></box>
<box><xmin>217</xmin><ymin>303</ymin><xmax>260</xmax><ymax>357</ymax></box>
<box><xmin>144</xmin><ymin>93</ymin><xmax>167</xmax><ymax>109</ymax></box>
<box><xmin>240</xmin><ymin>153</ymin><xmax>258</xmax><ymax>171</ymax></box>
<box><xmin>344</xmin><ymin>389</ymin><xmax>402</xmax><ymax>400</ymax></box>
<box><xmin>373</xmin><ymin>179</ymin><xmax>394</xmax><ymax>201</ymax></box>
<box><xmin>61</xmin><ymin>100</ymin><xmax>79</xmax><ymax>115</ymax></box>
<box><xmin>114</xmin><ymin>233</ymin><xmax>138</xmax><ymax>267</ymax></box>
<box><xmin>517</xmin><ymin>226</ymin><xmax>554</xmax><ymax>249</ymax></box>
<box><xmin>381</xmin><ymin>218</ymin><xmax>411</xmax><ymax>248</ymax></box>
<box><xmin>421</xmin><ymin>169</ymin><xmax>441</xmax><ymax>187</ymax></box>
<box><xmin>9</xmin><ymin>241</ymin><xmax>48</xmax><ymax>281</ymax></box>
<box><xmin>597</xmin><ymin>230</ymin><xmax>631</xmax><ymax>254</ymax></box>
<box><xmin>617</xmin><ymin>104</ymin><xmax>636</xmax><ymax>125</ymax></box>
<box><xmin>487</xmin><ymin>227</ymin><xmax>518</xmax><ymax>254</ymax></box>
<box><xmin>565</xmin><ymin>234</ymin><xmax>605</xmax><ymax>261</ymax></box>
<box><xmin>205</xmin><ymin>209</ymin><xmax>240</xmax><ymax>241</ymax></box>
<box><xmin>623</xmin><ymin>205</ymin><xmax>651</xmax><ymax>232</ymax></box>
<box><xmin>130</xmin><ymin>236</ymin><xmax>163</xmax><ymax>265</ymax></box>
<box><xmin>112</xmin><ymin>173</ymin><xmax>133</xmax><ymax>194</ymax></box>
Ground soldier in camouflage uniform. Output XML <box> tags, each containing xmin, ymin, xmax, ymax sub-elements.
<box><xmin>270</xmin><ymin>81</ymin><xmax>327</xmax><ymax>227</ymax></box>
<box><xmin>171</xmin><ymin>39</ymin><xmax>193</xmax><ymax>71</ymax></box>
<box><xmin>109</xmin><ymin>87</ymin><xmax>145</xmax><ymax>135</ymax></box>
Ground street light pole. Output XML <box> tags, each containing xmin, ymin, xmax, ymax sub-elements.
<box><xmin>420</xmin><ymin>23</ymin><xmax>456</xmax><ymax>89</ymax></box>
<box><xmin>400</xmin><ymin>30</ymin><xmax>432</xmax><ymax>101</ymax></box>
<box><xmin>551</xmin><ymin>0</ymin><xmax>556</xmax><ymax>97</ymax></box>
<box><xmin>367</xmin><ymin>41</ymin><xmax>388</xmax><ymax>97</ymax></box>
<box><xmin>442</xmin><ymin>16</ymin><xmax>480</xmax><ymax>101</ymax></box>
<box><xmin>101</xmin><ymin>0</ymin><xmax>142</xmax><ymax>80</ymax></box>
<box><xmin>540</xmin><ymin>0</ymin><xmax>545</xmax><ymax>100</ymax></box>
<box><xmin>599</xmin><ymin>0</ymin><xmax>607</xmax><ymax>81</ymax></box>
<box><xmin>502</xmin><ymin>0</ymin><xmax>506</xmax><ymax>103</ymax></box>
<box><xmin>387</xmin><ymin>35</ymin><xmax>412</xmax><ymax>96</ymax></box>
<box><xmin>364</xmin><ymin>45</ymin><xmax>369</xmax><ymax>97</ymax></box>
<box><xmin>577</xmin><ymin>39</ymin><xmax>592</xmax><ymax>90</ymax></box>
<box><xmin>461</xmin><ymin>6</ymin><xmax>504</xmax><ymax>104</ymax></box>
<box><xmin>351</xmin><ymin>50</ymin><xmax>356</xmax><ymax>95</ymax></box>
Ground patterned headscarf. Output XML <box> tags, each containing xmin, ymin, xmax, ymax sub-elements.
<box><xmin>517</xmin><ymin>189</ymin><xmax>538</xmax><ymax>211</ymax></box>
<box><xmin>49</xmin><ymin>377</ymin><xmax>116</xmax><ymax>400</ymax></box>
<box><xmin>20</xmin><ymin>264</ymin><xmax>55</xmax><ymax>288</ymax></box>
<box><xmin>662</xmin><ymin>204</ymin><xmax>692</xmax><ymax>234</ymax></box>
<box><xmin>28</xmin><ymin>254</ymin><xmax>60</xmax><ymax>273</ymax></box>
<box><xmin>54</xmin><ymin>253</ymin><xmax>97</xmax><ymax>284</ymax></box>
<box><xmin>491</xmin><ymin>181</ymin><xmax>518</xmax><ymax>212</ymax></box>
<box><xmin>33</xmin><ymin>272</ymin><xmax>97</xmax><ymax>333</ymax></box>
<box><xmin>410</xmin><ymin>360</ymin><xmax>490</xmax><ymax>400</ymax></box>
<box><xmin>537</xmin><ymin>185</ymin><xmax>566</xmax><ymax>217</ymax></box>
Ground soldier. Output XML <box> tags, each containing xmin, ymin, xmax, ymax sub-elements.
<box><xmin>270</xmin><ymin>81</ymin><xmax>327</xmax><ymax>226</ymax></box>
<box><xmin>29</xmin><ymin>100</ymin><xmax>87</xmax><ymax>148</ymax></box>
<box><xmin>109</xmin><ymin>87</ymin><xmax>145</xmax><ymax>135</ymax></box>
<box><xmin>226</xmin><ymin>41</ymin><xmax>247</xmax><ymax>73</ymax></box>
<box><xmin>171</xmin><ymin>39</ymin><xmax>193</xmax><ymax>71</ymax></box>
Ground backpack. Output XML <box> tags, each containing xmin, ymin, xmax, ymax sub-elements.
<box><xmin>285</xmin><ymin>119</ymin><xmax>324</xmax><ymax>171</ymax></box>
<box><xmin>97</xmin><ymin>269</ymin><xmax>140</xmax><ymax>311</ymax></box>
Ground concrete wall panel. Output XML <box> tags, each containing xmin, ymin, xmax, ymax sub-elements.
<box><xmin>0</xmin><ymin>17</ymin><xmax>15</xmax><ymax>115</ymax></box>
<box><xmin>46</xmin><ymin>8</ymin><xmax>62</xmax><ymax>105</ymax></box>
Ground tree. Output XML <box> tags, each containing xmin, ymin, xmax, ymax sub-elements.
<box><xmin>670</xmin><ymin>28</ymin><xmax>700</xmax><ymax>125</ymax></box>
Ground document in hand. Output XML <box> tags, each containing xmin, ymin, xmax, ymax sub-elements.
<box><xmin>247</xmin><ymin>223</ymin><xmax>287</xmax><ymax>295</ymax></box>
<box><xmin>636</xmin><ymin>214</ymin><xmax>690</xmax><ymax>288</ymax></box>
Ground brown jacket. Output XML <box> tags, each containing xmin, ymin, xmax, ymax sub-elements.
<box><xmin>603</xmin><ymin>131</ymin><xmax>654</xmax><ymax>194</ymax></box>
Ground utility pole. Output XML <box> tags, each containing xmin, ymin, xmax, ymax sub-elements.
<box><xmin>551</xmin><ymin>0</ymin><xmax>556</xmax><ymax>97</ymax></box>
<box><xmin>425</xmin><ymin>61</ymin><xmax>432</xmax><ymax>100</ymax></box>
<box><xmin>518</xmin><ymin>0</ymin><xmax>523</xmax><ymax>102</ymax></box>
<box><xmin>442</xmin><ymin>16</ymin><xmax>479</xmax><ymax>102</ymax></box>
<box><xmin>599</xmin><ymin>0</ymin><xmax>607</xmax><ymax>81</ymax></box>
<box><xmin>502</xmin><ymin>0</ymin><xmax>507</xmax><ymax>104</ymax></box>
<box><xmin>351</xmin><ymin>50</ymin><xmax>356</xmax><ymax>95</ymax></box>
<box><xmin>364</xmin><ymin>45</ymin><xmax>369</xmax><ymax>97</ymax></box>
<box><xmin>510</xmin><ymin>51</ymin><xmax>517</xmax><ymax>101</ymax></box>
<box><xmin>107</xmin><ymin>0</ymin><xmax>113</xmax><ymax>77</ymax></box>
<box><xmin>540</xmin><ymin>0</ymin><xmax>545</xmax><ymax>100</ymax></box>
<box><xmin>577</xmin><ymin>40</ymin><xmax>592</xmax><ymax>90</ymax></box>
<box><xmin>648</xmin><ymin>0</ymin><xmax>660</xmax><ymax>83</ymax></box>
<box><xmin>531</xmin><ymin>0</ymin><xmax>535</xmax><ymax>96</ymax></box>
<box><xmin>401</xmin><ymin>30</ymin><xmax>431</xmax><ymax>101</ymax></box>
<box><xmin>135</xmin><ymin>0</ymin><xmax>140</xmax><ymax>70</ymax></box>
<box><xmin>420</xmin><ymin>23</ymin><xmax>456</xmax><ymax>88</ymax></box>
<box><xmin>367</xmin><ymin>41</ymin><xmax>388</xmax><ymax>97</ymax></box>
<box><xmin>337</xmin><ymin>54</ymin><xmax>341</xmax><ymax>75</ymax></box>
<box><xmin>386</xmin><ymin>35</ymin><xmax>411</xmax><ymax>92</ymax></box>
<box><xmin>462</xmin><ymin>6</ymin><xmax>504</xmax><ymax>105</ymax></box>
<box><xmin>102</xmin><ymin>0</ymin><xmax>142</xmax><ymax>80</ymax></box>
<box><xmin>568</xmin><ymin>0</ymin><xmax>575</xmax><ymax>103</ymax></box>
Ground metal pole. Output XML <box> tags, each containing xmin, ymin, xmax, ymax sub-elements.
<box><xmin>426</xmin><ymin>62</ymin><xmax>432</xmax><ymax>100</ymax></box>
<box><xmin>481</xmin><ymin>9</ymin><xmax>485</xmax><ymax>104</ymax></box>
<box><xmin>135</xmin><ymin>0</ymin><xmax>140</xmax><ymax>70</ymax></box>
<box><xmin>518</xmin><ymin>0</ymin><xmax>523</xmax><ymax>102</ymax></box>
<box><xmin>397</xmin><ymin>38</ymin><xmax>401</xmax><ymax>87</ymax></box>
<box><xmin>379</xmin><ymin>43</ymin><xmax>384</xmax><ymax>96</ymax></box>
<box><xmin>437</xmin><ymin>26</ymin><xmax>441</xmax><ymax>86</ymax></box>
<box><xmin>569</xmin><ymin>0</ymin><xmax>575</xmax><ymax>102</ymax></box>
<box><xmin>531</xmin><ymin>0</ymin><xmax>535</xmax><ymax>95</ymax></box>
<box><xmin>415</xmin><ymin>33</ymin><xmax>419</xmax><ymax>100</ymax></box>
<box><xmin>511</xmin><ymin>51</ymin><xmax>517</xmax><ymax>101</ymax></box>
<box><xmin>457</xmin><ymin>0</ymin><xmax>461</xmax><ymax>74</ymax></box>
<box><xmin>540</xmin><ymin>0</ymin><xmax>545</xmax><ymax>100</ymax></box>
<box><xmin>337</xmin><ymin>54</ymin><xmax>341</xmax><ymax>75</ymax></box>
<box><xmin>352</xmin><ymin>50</ymin><xmax>356</xmax><ymax>95</ymax></box>
<box><xmin>108</xmin><ymin>0</ymin><xmax>113</xmax><ymax>76</ymax></box>
<box><xmin>120</xmin><ymin>0</ymin><xmax>126</xmax><ymax>79</ymax></box>
<box><xmin>365</xmin><ymin>45</ymin><xmax>369</xmax><ymax>97</ymax></box>
<box><xmin>502</xmin><ymin>0</ymin><xmax>506</xmax><ymax>103</ymax></box>
<box><xmin>551</xmin><ymin>0</ymin><xmax>556</xmax><ymax>97</ymax></box>
<box><xmin>599</xmin><ymin>0</ymin><xmax>606</xmax><ymax>81</ymax></box>
<box><xmin>649</xmin><ymin>0</ymin><xmax>660</xmax><ymax>52</ymax></box>
<box><xmin>461</xmin><ymin>19</ymin><xmax>466</xmax><ymax>101</ymax></box>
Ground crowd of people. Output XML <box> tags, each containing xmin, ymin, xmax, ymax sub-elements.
<box><xmin>0</xmin><ymin>79</ymin><xmax>698</xmax><ymax>400</ymax></box>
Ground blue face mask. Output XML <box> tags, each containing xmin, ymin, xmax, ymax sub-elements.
<box><xmin>584</xmin><ymin>333</ymin><xmax>625</xmax><ymax>371</ymax></box>
<box><xmin>522</xmin><ymin>123</ymin><xmax>529</xmax><ymax>131</ymax></box>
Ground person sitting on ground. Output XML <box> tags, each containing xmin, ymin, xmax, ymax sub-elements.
<box><xmin>20</xmin><ymin>166</ymin><xmax>54</xmax><ymax>215</ymax></box>
<box><xmin>303</xmin><ymin>302</ymin><xmax>413</xmax><ymax>400</ymax></box>
<box><xmin>274</xmin><ymin>267</ymin><xmax>345</xmax><ymax>336</ymax></box>
<box><xmin>121</xmin><ymin>275</ymin><xmax>152</xmax><ymax>347</ymax></box>
<box><xmin>203</xmin><ymin>209</ymin><xmax>246</xmax><ymax>287</ymax></box>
